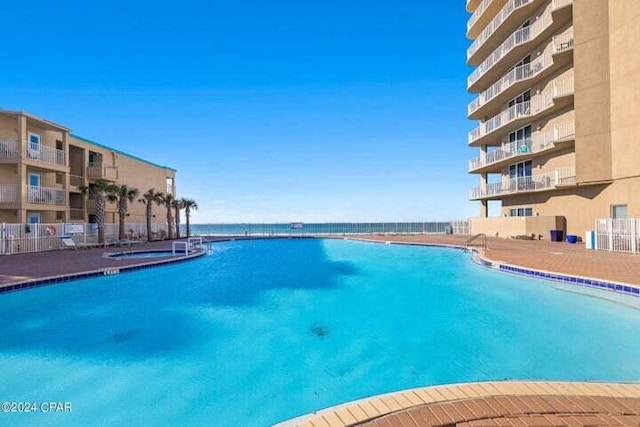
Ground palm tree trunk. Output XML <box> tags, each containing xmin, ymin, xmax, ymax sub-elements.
<box><xmin>96</xmin><ymin>196</ymin><xmax>105</xmax><ymax>244</ymax></box>
<box><xmin>118</xmin><ymin>213</ymin><xmax>126</xmax><ymax>240</ymax></box>
<box><xmin>186</xmin><ymin>209</ymin><xmax>191</xmax><ymax>238</ymax></box>
<box><xmin>146</xmin><ymin>203</ymin><xmax>153</xmax><ymax>242</ymax></box>
<box><xmin>166</xmin><ymin>207</ymin><xmax>173</xmax><ymax>240</ymax></box>
<box><xmin>174</xmin><ymin>205</ymin><xmax>180</xmax><ymax>239</ymax></box>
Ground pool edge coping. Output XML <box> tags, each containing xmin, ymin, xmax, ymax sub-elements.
<box><xmin>273</xmin><ymin>380</ymin><xmax>640</xmax><ymax>427</ymax></box>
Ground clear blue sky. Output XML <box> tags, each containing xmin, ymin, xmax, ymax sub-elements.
<box><xmin>2</xmin><ymin>0</ymin><xmax>482</xmax><ymax>223</ymax></box>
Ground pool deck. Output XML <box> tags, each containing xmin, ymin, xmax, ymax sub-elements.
<box><xmin>279</xmin><ymin>381</ymin><xmax>640</xmax><ymax>427</ymax></box>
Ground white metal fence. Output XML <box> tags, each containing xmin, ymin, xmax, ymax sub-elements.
<box><xmin>0</xmin><ymin>222</ymin><xmax>161</xmax><ymax>255</ymax></box>
<box><xmin>184</xmin><ymin>222</ymin><xmax>471</xmax><ymax>237</ymax></box>
<box><xmin>595</xmin><ymin>218</ymin><xmax>640</xmax><ymax>254</ymax></box>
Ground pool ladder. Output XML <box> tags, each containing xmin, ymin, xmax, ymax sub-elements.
<box><xmin>465</xmin><ymin>233</ymin><xmax>487</xmax><ymax>251</ymax></box>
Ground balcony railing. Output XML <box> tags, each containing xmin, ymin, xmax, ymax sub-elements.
<box><xmin>0</xmin><ymin>138</ymin><xmax>19</xmax><ymax>158</ymax></box>
<box><xmin>87</xmin><ymin>164</ymin><xmax>118</xmax><ymax>181</ymax></box>
<box><xmin>468</xmin><ymin>5</ymin><xmax>554</xmax><ymax>88</ymax></box>
<box><xmin>469</xmin><ymin>121</ymin><xmax>575</xmax><ymax>171</ymax></box>
<box><xmin>0</xmin><ymin>184</ymin><xmax>18</xmax><ymax>203</ymax></box>
<box><xmin>468</xmin><ymin>70</ymin><xmax>574</xmax><ymax>144</ymax></box>
<box><xmin>470</xmin><ymin>167</ymin><xmax>575</xmax><ymax>199</ymax></box>
<box><xmin>468</xmin><ymin>0</ymin><xmax>534</xmax><ymax>61</ymax></box>
<box><xmin>26</xmin><ymin>185</ymin><xmax>66</xmax><ymax>205</ymax></box>
<box><xmin>70</xmin><ymin>174</ymin><xmax>85</xmax><ymax>187</ymax></box>
<box><xmin>468</xmin><ymin>30</ymin><xmax>573</xmax><ymax>116</ymax></box>
<box><xmin>26</xmin><ymin>144</ymin><xmax>66</xmax><ymax>167</ymax></box>
<box><xmin>467</xmin><ymin>0</ymin><xmax>493</xmax><ymax>33</ymax></box>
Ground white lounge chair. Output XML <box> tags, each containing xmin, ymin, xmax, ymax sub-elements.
<box><xmin>60</xmin><ymin>237</ymin><xmax>100</xmax><ymax>250</ymax></box>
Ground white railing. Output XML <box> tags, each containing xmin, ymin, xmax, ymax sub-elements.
<box><xmin>0</xmin><ymin>138</ymin><xmax>19</xmax><ymax>158</ymax></box>
<box><xmin>469</xmin><ymin>121</ymin><xmax>575</xmax><ymax>171</ymax></box>
<box><xmin>25</xmin><ymin>186</ymin><xmax>66</xmax><ymax>205</ymax></box>
<box><xmin>553</xmin><ymin>28</ymin><xmax>574</xmax><ymax>53</ymax></box>
<box><xmin>26</xmin><ymin>144</ymin><xmax>66</xmax><ymax>167</ymax></box>
<box><xmin>469</xmin><ymin>70</ymin><xmax>574</xmax><ymax>144</ymax></box>
<box><xmin>467</xmin><ymin>0</ymin><xmax>493</xmax><ymax>33</ymax></box>
<box><xmin>0</xmin><ymin>184</ymin><xmax>19</xmax><ymax>203</ymax></box>
<box><xmin>469</xmin><ymin>46</ymin><xmax>552</xmax><ymax>116</ymax></box>
<box><xmin>468</xmin><ymin>5</ymin><xmax>553</xmax><ymax>88</ymax></box>
<box><xmin>0</xmin><ymin>222</ymin><xmax>165</xmax><ymax>255</ymax></box>
<box><xmin>553</xmin><ymin>0</ymin><xmax>573</xmax><ymax>9</ymax></box>
<box><xmin>468</xmin><ymin>0</ymin><xmax>533</xmax><ymax>60</ymax></box>
<box><xmin>595</xmin><ymin>218</ymin><xmax>640</xmax><ymax>254</ymax></box>
<box><xmin>470</xmin><ymin>167</ymin><xmax>575</xmax><ymax>199</ymax></box>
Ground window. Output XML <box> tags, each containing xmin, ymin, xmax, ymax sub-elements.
<box><xmin>510</xmin><ymin>208</ymin><xmax>534</xmax><ymax>217</ymax></box>
<box><xmin>611</xmin><ymin>204</ymin><xmax>628</xmax><ymax>219</ymax></box>
<box><xmin>508</xmin><ymin>90</ymin><xmax>531</xmax><ymax>108</ymax></box>
<box><xmin>509</xmin><ymin>160</ymin><xmax>532</xmax><ymax>179</ymax></box>
<box><xmin>508</xmin><ymin>125</ymin><xmax>532</xmax><ymax>153</ymax></box>
<box><xmin>166</xmin><ymin>177</ymin><xmax>174</xmax><ymax>194</ymax></box>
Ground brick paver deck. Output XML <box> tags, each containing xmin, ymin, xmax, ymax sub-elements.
<box><xmin>282</xmin><ymin>382</ymin><xmax>640</xmax><ymax>427</ymax></box>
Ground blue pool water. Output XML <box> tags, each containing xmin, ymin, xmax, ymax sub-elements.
<box><xmin>1</xmin><ymin>239</ymin><xmax>640</xmax><ymax>426</ymax></box>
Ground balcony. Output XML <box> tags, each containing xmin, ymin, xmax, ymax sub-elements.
<box><xmin>87</xmin><ymin>164</ymin><xmax>118</xmax><ymax>181</ymax></box>
<box><xmin>469</xmin><ymin>167</ymin><xmax>576</xmax><ymax>200</ymax></box>
<box><xmin>468</xmin><ymin>70</ymin><xmax>574</xmax><ymax>146</ymax></box>
<box><xmin>26</xmin><ymin>185</ymin><xmax>66</xmax><ymax>206</ymax></box>
<box><xmin>0</xmin><ymin>184</ymin><xmax>18</xmax><ymax>203</ymax></box>
<box><xmin>469</xmin><ymin>121</ymin><xmax>575</xmax><ymax>172</ymax></box>
<box><xmin>70</xmin><ymin>174</ymin><xmax>85</xmax><ymax>187</ymax></box>
<box><xmin>468</xmin><ymin>0</ymin><xmax>542</xmax><ymax>65</ymax></box>
<box><xmin>467</xmin><ymin>0</ymin><xmax>572</xmax><ymax>92</ymax></box>
<box><xmin>0</xmin><ymin>138</ymin><xmax>19</xmax><ymax>159</ymax></box>
<box><xmin>468</xmin><ymin>29</ymin><xmax>573</xmax><ymax>118</ymax></box>
<box><xmin>26</xmin><ymin>145</ymin><xmax>66</xmax><ymax>168</ymax></box>
<box><xmin>467</xmin><ymin>0</ymin><xmax>509</xmax><ymax>40</ymax></box>
<box><xmin>467</xmin><ymin>0</ymin><xmax>484</xmax><ymax>13</ymax></box>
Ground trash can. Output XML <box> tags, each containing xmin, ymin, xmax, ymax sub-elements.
<box><xmin>550</xmin><ymin>230</ymin><xmax>564</xmax><ymax>242</ymax></box>
<box><xmin>566</xmin><ymin>235</ymin><xmax>578</xmax><ymax>244</ymax></box>
<box><xmin>585</xmin><ymin>231</ymin><xmax>595</xmax><ymax>250</ymax></box>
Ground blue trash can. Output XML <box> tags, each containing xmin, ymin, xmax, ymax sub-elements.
<box><xmin>550</xmin><ymin>230</ymin><xmax>564</xmax><ymax>242</ymax></box>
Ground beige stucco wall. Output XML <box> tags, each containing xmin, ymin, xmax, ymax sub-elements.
<box><xmin>470</xmin><ymin>215</ymin><xmax>565</xmax><ymax>239</ymax></box>
<box><xmin>573</xmin><ymin>0</ymin><xmax>612</xmax><ymax>183</ymax></box>
<box><xmin>69</xmin><ymin>135</ymin><xmax>176</xmax><ymax>225</ymax></box>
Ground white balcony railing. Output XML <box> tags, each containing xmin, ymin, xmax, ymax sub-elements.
<box><xmin>468</xmin><ymin>70</ymin><xmax>574</xmax><ymax>144</ymax></box>
<box><xmin>468</xmin><ymin>29</ymin><xmax>573</xmax><ymax>116</ymax></box>
<box><xmin>26</xmin><ymin>144</ymin><xmax>66</xmax><ymax>167</ymax></box>
<box><xmin>26</xmin><ymin>185</ymin><xmax>66</xmax><ymax>205</ymax></box>
<box><xmin>468</xmin><ymin>4</ymin><xmax>556</xmax><ymax>88</ymax></box>
<box><xmin>0</xmin><ymin>138</ymin><xmax>19</xmax><ymax>158</ymax></box>
<box><xmin>468</xmin><ymin>0</ymin><xmax>534</xmax><ymax>61</ymax></box>
<box><xmin>467</xmin><ymin>0</ymin><xmax>493</xmax><ymax>33</ymax></box>
<box><xmin>0</xmin><ymin>184</ymin><xmax>18</xmax><ymax>203</ymax></box>
<box><xmin>470</xmin><ymin>167</ymin><xmax>575</xmax><ymax>199</ymax></box>
<box><xmin>469</xmin><ymin>120</ymin><xmax>575</xmax><ymax>171</ymax></box>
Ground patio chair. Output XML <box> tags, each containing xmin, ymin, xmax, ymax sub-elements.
<box><xmin>60</xmin><ymin>237</ymin><xmax>78</xmax><ymax>250</ymax></box>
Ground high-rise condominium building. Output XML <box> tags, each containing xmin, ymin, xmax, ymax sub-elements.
<box><xmin>466</xmin><ymin>0</ymin><xmax>640</xmax><ymax>238</ymax></box>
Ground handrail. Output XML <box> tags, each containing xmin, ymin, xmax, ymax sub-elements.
<box><xmin>466</xmin><ymin>233</ymin><xmax>488</xmax><ymax>250</ymax></box>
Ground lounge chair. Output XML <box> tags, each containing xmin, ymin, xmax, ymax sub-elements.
<box><xmin>60</xmin><ymin>237</ymin><xmax>101</xmax><ymax>250</ymax></box>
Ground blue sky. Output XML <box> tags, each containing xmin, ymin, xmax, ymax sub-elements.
<box><xmin>1</xmin><ymin>0</ymin><xmax>481</xmax><ymax>222</ymax></box>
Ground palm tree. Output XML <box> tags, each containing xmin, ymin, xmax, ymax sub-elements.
<box><xmin>173</xmin><ymin>198</ymin><xmax>183</xmax><ymax>239</ymax></box>
<box><xmin>180</xmin><ymin>198</ymin><xmax>198</xmax><ymax>238</ymax></box>
<box><xmin>107</xmin><ymin>184</ymin><xmax>140</xmax><ymax>241</ymax></box>
<box><xmin>138</xmin><ymin>189</ymin><xmax>164</xmax><ymax>242</ymax></box>
<box><xmin>79</xmin><ymin>180</ymin><xmax>115</xmax><ymax>244</ymax></box>
<box><xmin>162</xmin><ymin>193</ymin><xmax>175</xmax><ymax>239</ymax></box>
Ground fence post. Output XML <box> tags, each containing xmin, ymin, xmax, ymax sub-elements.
<box><xmin>0</xmin><ymin>222</ymin><xmax>4</xmax><ymax>255</ymax></box>
<box><xmin>608</xmin><ymin>218</ymin><xmax>613</xmax><ymax>252</ymax></box>
<box><xmin>632</xmin><ymin>219</ymin><xmax>638</xmax><ymax>255</ymax></box>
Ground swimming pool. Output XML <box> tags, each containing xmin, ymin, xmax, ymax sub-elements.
<box><xmin>1</xmin><ymin>238</ymin><xmax>639</xmax><ymax>426</ymax></box>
